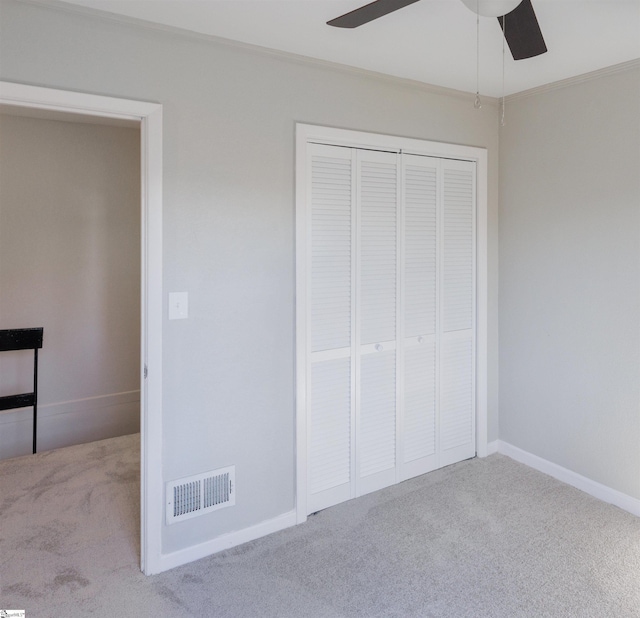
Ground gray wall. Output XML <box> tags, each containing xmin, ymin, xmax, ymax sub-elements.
<box><xmin>499</xmin><ymin>66</ymin><xmax>640</xmax><ymax>499</ymax></box>
<box><xmin>0</xmin><ymin>114</ymin><xmax>141</xmax><ymax>458</ymax></box>
<box><xmin>0</xmin><ymin>0</ymin><xmax>499</xmax><ymax>555</ymax></box>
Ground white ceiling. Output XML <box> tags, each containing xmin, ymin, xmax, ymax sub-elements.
<box><xmin>58</xmin><ymin>0</ymin><xmax>640</xmax><ymax>96</ymax></box>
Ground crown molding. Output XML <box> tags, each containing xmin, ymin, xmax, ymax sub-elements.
<box><xmin>506</xmin><ymin>58</ymin><xmax>640</xmax><ymax>102</ymax></box>
<box><xmin>18</xmin><ymin>0</ymin><xmax>499</xmax><ymax>106</ymax></box>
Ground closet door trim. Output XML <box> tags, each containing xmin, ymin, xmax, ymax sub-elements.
<box><xmin>295</xmin><ymin>124</ymin><xmax>488</xmax><ymax>524</ymax></box>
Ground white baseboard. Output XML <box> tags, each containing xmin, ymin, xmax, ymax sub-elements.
<box><xmin>156</xmin><ymin>509</ymin><xmax>298</xmax><ymax>574</ymax></box>
<box><xmin>152</xmin><ymin>441</ymin><xmax>640</xmax><ymax>574</ymax></box>
<box><xmin>497</xmin><ymin>440</ymin><xmax>640</xmax><ymax>518</ymax></box>
<box><xmin>0</xmin><ymin>390</ymin><xmax>140</xmax><ymax>459</ymax></box>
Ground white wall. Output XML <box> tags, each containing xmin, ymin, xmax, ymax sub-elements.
<box><xmin>499</xmin><ymin>65</ymin><xmax>640</xmax><ymax>499</ymax></box>
<box><xmin>0</xmin><ymin>0</ymin><xmax>500</xmax><ymax>557</ymax></box>
<box><xmin>0</xmin><ymin>114</ymin><xmax>140</xmax><ymax>458</ymax></box>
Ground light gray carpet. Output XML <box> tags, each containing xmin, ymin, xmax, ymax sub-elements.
<box><xmin>2</xmin><ymin>434</ymin><xmax>639</xmax><ymax>617</ymax></box>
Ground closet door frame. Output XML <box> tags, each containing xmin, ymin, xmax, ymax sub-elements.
<box><xmin>295</xmin><ymin>124</ymin><xmax>488</xmax><ymax>524</ymax></box>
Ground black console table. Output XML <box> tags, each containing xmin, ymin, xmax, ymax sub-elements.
<box><xmin>0</xmin><ymin>328</ymin><xmax>44</xmax><ymax>454</ymax></box>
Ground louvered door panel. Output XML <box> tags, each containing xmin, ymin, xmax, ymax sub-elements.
<box><xmin>359</xmin><ymin>153</ymin><xmax>398</xmax><ymax>346</ymax></box>
<box><xmin>403</xmin><ymin>339</ymin><xmax>436</xmax><ymax>463</ymax></box>
<box><xmin>400</xmin><ymin>154</ymin><xmax>439</xmax><ymax>480</ymax></box>
<box><xmin>403</xmin><ymin>156</ymin><xmax>438</xmax><ymax>338</ymax></box>
<box><xmin>307</xmin><ymin>144</ymin><xmax>355</xmax><ymax>514</ymax></box>
<box><xmin>439</xmin><ymin>159</ymin><xmax>475</xmax><ymax>467</ymax></box>
<box><xmin>356</xmin><ymin>150</ymin><xmax>399</xmax><ymax>497</ymax></box>
<box><xmin>308</xmin><ymin>357</ymin><xmax>352</xmax><ymax>512</ymax></box>
<box><xmin>310</xmin><ymin>146</ymin><xmax>353</xmax><ymax>352</ymax></box>
<box><xmin>442</xmin><ymin>164</ymin><xmax>474</xmax><ymax>333</ymax></box>
<box><xmin>358</xmin><ymin>349</ymin><xmax>397</xmax><ymax>496</ymax></box>
<box><xmin>440</xmin><ymin>332</ymin><xmax>475</xmax><ymax>465</ymax></box>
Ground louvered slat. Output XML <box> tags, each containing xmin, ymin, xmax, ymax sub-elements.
<box><xmin>360</xmin><ymin>157</ymin><xmax>397</xmax><ymax>345</ymax></box>
<box><xmin>309</xmin><ymin>357</ymin><xmax>352</xmax><ymax>494</ymax></box>
<box><xmin>442</xmin><ymin>166</ymin><xmax>474</xmax><ymax>333</ymax></box>
<box><xmin>359</xmin><ymin>350</ymin><xmax>396</xmax><ymax>477</ymax></box>
<box><xmin>404</xmin><ymin>159</ymin><xmax>437</xmax><ymax>337</ymax></box>
<box><xmin>440</xmin><ymin>335</ymin><xmax>473</xmax><ymax>451</ymax></box>
<box><xmin>311</xmin><ymin>152</ymin><xmax>352</xmax><ymax>352</ymax></box>
<box><xmin>403</xmin><ymin>340</ymin><xmax>436</xmax><ymax>463</ymax></box>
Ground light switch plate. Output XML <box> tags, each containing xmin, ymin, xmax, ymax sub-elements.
<box><xmin>169</xmin><ymin>292</ymin><xmax>188</xmax><ymax>320</ymax></box>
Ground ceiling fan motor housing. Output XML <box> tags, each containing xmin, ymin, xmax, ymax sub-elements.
<box><xmin>460</xmin><ymin>0</ymin><xmax>522</xmax><ymax>17</ymax></box>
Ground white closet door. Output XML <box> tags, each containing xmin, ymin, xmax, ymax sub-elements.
<box><xmin>400</xmin><ymin>154</ymin><xmax>439</xmax><ymax>480</ymax></box>
<box><xmin>303</xmin><ymin>142</ymin><xmax>477</xmax><ymax>515</ymax></box>
<box><xmin>356</xmin><ymin>150</ymin><xmax>399</xmax><ymax>497</ymax></box>
<box><xmin>439</xmin><ymin>159</ymin><xmax>476</xmax><ymax>467</ymax></box>
<box><xmin>307</xmin><ymin>143</ymin><xmax>356</xmax><ymax>513</ymax></box>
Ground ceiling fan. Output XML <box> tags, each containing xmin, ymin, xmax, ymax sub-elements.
<box><xmin>327</xmin><ymin>0</ymin><xmax>547</xmax><ymax>61</ymax></box>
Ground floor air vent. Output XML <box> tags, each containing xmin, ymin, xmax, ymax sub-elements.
<box><xmin>166</xmin><ymin>466</ymin><xmax>235</xmax><ymax>524</ymax></box>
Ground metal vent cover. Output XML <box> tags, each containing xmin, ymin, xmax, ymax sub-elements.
<box><xmin>166</xmin><ymin>465</ymin><xmax>235</xmax><ymax>524</ymax></box>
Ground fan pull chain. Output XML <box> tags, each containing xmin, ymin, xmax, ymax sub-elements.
<box><xmin>501</xmin><ymin>14</ymin><xmax>506</xmax><ymax>126</ymax></box>
<box><xmin>474</xmin><ymin>3</ymin><xmax>481</xmax><ymax>109</ymax></box>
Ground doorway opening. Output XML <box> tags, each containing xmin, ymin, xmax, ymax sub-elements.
<box><xmin>0</xmin><ymin>110</ymin><xmax>141</xmax><ymax>455</ymax></box>
<box><xmin>0</xmin><ymin>82</ymin><xmax>163</xmax><ymax>575</ymax></box>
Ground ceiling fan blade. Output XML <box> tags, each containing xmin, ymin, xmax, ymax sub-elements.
<box><xmin>498</xmin><ymin>0</ymin><xmax>547</xmax><ymax>60</ymax></box>
<box><xmin>327</xmin><ymin>0</ymin><xmax>421</xmax><ymax>28</ymax></box>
